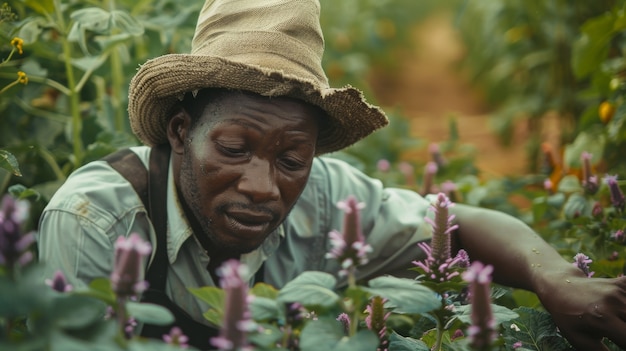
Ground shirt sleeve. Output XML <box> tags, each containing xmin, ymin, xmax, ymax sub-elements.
<box><xmin>267</xmin><ymin>156</ymin><xmax>432</xmax><ymax>287</ymax></box>
<box><xmin>36</xmin><ymin>161</ymin><xmax>153</xmax><ymax>288</ymax></box>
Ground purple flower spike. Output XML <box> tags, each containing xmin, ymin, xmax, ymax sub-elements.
<box><xmin>211</xmin><ymin>259</ymin><xmax>255</xmax><ymax>351</ymax></box>
<box><xmin>421</xmin><ymin>162</ymin><xmax>438</xmax><ymax>195</ymax></box>
<box><xmin>604</xmin><ymin>175</ymin><xmax>625</xmax><ymax>212</ymax></box>
<box><xmin>0</xmin><ymin>195</ymin><xmax>34</xmax><ymax>271</ymax></box>
<box><xmin>581</xmin><ymin>152</ymin><xmax>599</xmax><ymax>195</ymax></box>
<box><xmin>326</xmin><ymin>196</ymin><xmax>373</xmax><ymax>277</ymax></box>
<box><xmin>573</xmin><ymin>253</ymin><xmax>595</xmax><ymax>278</ymax></box>
<box><xmin>45</xmin><ymin>270</ymin><xmax>73</xmax><ymax>292</ymax></box>
<box><xmin>163</xmin><ymin>326</ymin><xmax>189</xmax><ymax>348</ymax></box>
<box><xmin>336</xmin><ymin>312</ymin><xmax>351</xmax><ymax>336</ymax></box>
<box><xmin>110</xmin><ymin>233</ymin><xmax>151</xmax><ymax>298</ymax></box>
<box><xmin>462</xmin><ymin>261</ymin><xmax>497</xmax><ymax>349</ymax></box>
<box><xmin>364</xmin><ymin>296</ymin><xmax>390</xmax><ymax>351</ymax></box>
<box><xmin>429</xmin><ymin>143</ymin><xmax>448</xmax><ymax>168</ymax></box>
<box><xmin>427</xmin><ymin>193</ymin><xmax>458</xmax><ymax>265</ymax></box>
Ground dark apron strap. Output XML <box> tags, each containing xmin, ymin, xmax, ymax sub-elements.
<box><xmin>105</xmin><ymin>145</ymin><xmax>218</xmax><ymax>350</ymax></box>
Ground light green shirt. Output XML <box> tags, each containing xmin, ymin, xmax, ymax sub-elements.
<box><xmin>37</xmin><ymin>146</ymin><xmax>431</xmax><ymax>325</ymax></box>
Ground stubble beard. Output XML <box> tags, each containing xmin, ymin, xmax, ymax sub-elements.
<box><xmin>179</xmin><ymin>151</ymin><xmax>260</xmax><ymax>256</ymax></box>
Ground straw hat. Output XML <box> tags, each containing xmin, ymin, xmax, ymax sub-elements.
<box><xmin>128</xmin><ymin>0</ymin><xmax>389</xmax><ymax>155</ymax></box>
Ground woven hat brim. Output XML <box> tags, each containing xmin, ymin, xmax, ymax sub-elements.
<box><xmin>128</xmin><ymin>54</ymin><xmax>388</xmax><ymax>155</ymax></box>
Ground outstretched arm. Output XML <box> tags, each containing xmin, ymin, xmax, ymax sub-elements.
<box><xmin>452</xmin><ymin>203</ymin><xmax>626</xmax><ymax>351</ymax></box>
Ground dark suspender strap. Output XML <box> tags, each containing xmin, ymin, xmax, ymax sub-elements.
<box><xmin>102</xmin><ymin>149</ymin><xmax>149</xmax><ymax>207</ymax></box>
<box><xmin>144</xmin><ymin>144</ymin><xmax>170</xmax><ymax>290</ymax></box>
<box><xmin>105</xmin><ymin>145</ymin><xmax>218</xmax><ymax>349</ymax></box>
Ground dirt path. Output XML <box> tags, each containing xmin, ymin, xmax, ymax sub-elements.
<box><xmin>369</xmin><ymin>12</ymin><xmax>530</xmax><ymax>179</ymax></box>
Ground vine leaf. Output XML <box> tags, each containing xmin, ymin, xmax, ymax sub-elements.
<box><xmin>0</xmin><ymin>150</ymin><xmax>21</xmax><ymax>176</ymax></box>
<box><xmin>501</xmin><ymin>307</ymin><xmax>570</xmax><ymax>351</ymax></box>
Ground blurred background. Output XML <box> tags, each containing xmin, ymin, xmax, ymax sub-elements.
<box><xmin>0</xmin><ymin>0</ymin><xmax>625</xmax><ymax>226</ymax></box>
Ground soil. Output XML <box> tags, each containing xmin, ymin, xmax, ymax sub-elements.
<box><xmin>368</xmin><ymin>12</ymin><xmax>533</xmax><ymax>179</ymax></box>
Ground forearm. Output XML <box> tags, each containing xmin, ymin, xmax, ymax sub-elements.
<box><xmin>451</xmin><ymin>204</ymin><xmax>586</xmax><ymax>293</ymax></box>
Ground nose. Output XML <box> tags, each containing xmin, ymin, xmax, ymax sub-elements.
<box><xmin>237</xmin><ymin>158</ymin><xmax>280</xmax><ymax>203</ymax></box>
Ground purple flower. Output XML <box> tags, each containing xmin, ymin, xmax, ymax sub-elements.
<box><xmin>543</xmin><ymin>179</ymin><xmax>553</xmax><ymax>194</ymax></box>
<box><xmin>163</xmin><ymin>326</ymin><xmax>189</xmax><ymax>348</ymax></box>
<box><xmin>326</xmin><ymin>196</ymin><xmax>373</xmax><ymax>277</ymax></box>
<box><xmin>573</xmin><ymin>253</ymin><xmax>594</xmax><ymax>278</ymax></box>
<box><xmin>420</xmin><ymin>162</ymin><xmax>438</xmax><ymax>195</ymax></box>
<box><xmin>581</xmin><ymin>152</ymin><xmax>599</xmax><ymax>195</ymax></box>
<box><xmin>462</xmin><ymin>261</ymin><xmax>497</xmax><ymax>349</ymax></box>
<box><xmin>591</xmin><ymin>202</ymin><xmax>603</xmax><ymax>219</ymax></box>
<box><xmin>612</xmin><ymin>229</ymin><xmax>625</xmax><ymax>244</ymax></box>
<box><xmin>110</xmin><ymin>233</ymin><xmax>151</xmax><ymax>298</ymax></box>
<box><xmin>0</xmin><ymin>195</ymin><xmax>34</xmax><ymax>272</ymax></box>
<box><xmin>412</xmin><ymin>194</ymin><xmax>464</xmax><ymax>283</ymax></box>
<box><xmin>605</xmin><ymin>175</ymin><xmax>625</xmax><ymax>212</ymax></box>
<box><xmin>427</xmin><ymin>193</ymin><xmax>458</xmax><ymax>265</ymax></box>
<box><xmin>513</xmin><ymin>341</ymin><xmax>523</xmax><ymax>349</ymax></box>
<box><xmin>336</xmin><ymin>312</ymin><xmax>351</xmax><ymax>336</ymax></box>
<box><xmin>45</xmin><ymin>270</ymin><xmax>73</xmax><ymax>292</ymax></box>
<box><xmin>364</xmin><ymin>296</ymin><xmax>390</xmax><ymax>351</ymax></box>
<box><xmin>211</xmin><ymin>259</ymin><xmax>255</xmax><ymax>351</ymax></box>
<box><xmin>429</xmin><ymin>143</ymin><xmax>448</xmax><ymax>168</ymax></box>
<box><xmin>376</xmin><ymin>159</ymin><xmax>390</xmax><ymax>173</ymax></box>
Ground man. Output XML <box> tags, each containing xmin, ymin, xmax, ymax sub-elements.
<box><xmin>37</xmin><ymin>0</ymin><xmax>626</xmax><ymax>350</ymax></box>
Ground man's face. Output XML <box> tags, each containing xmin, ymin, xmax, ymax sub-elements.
<box><xmin>175</xmin><ymin>92</ymin><xmax>319</xmax><ymax>256</ymax></box>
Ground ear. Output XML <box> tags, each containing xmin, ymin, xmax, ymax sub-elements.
<box><xmin>166</xmin><ymin>107</ymin><xmax>191</xmax><ymax>155</ymax></box>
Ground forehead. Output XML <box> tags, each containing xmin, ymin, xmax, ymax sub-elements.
<box><xmin>198</xmin><ymin>90</ymin><xmax>323</xmax><ymax>128</ymax></box>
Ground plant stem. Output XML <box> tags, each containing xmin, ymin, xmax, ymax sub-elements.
<box><xmin>38</xmin><ymin>147</ymin><xmax>67</xmax><ymax>181</ymax></box>
<box><xmin>0</xmin><ymin>79</ymin><xmax>19</xmax><ymax>95</ymax></box>
<box><xmin>433</xmin><ymin>313</ymin><xmax>444</xmax><ymax>351</ymax></box>
<box><xmin>54</xmin><ymin>0</ymin><xmax>83</xmax><ymax>167</ymax></box>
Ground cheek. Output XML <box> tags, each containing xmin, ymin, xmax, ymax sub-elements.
<box><xmin>279</xmin><ymin>173</ymin><xmax>310</xmax><ymax>204</ymax></box>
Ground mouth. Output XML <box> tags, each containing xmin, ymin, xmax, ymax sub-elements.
<box><xmin>223</xmin><ymin>209</ymin><xmax>274</xmax><ymax>238</ymax></box>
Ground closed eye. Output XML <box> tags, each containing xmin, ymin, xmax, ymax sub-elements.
<box><xmin>216</xmin><ymin>143</ymin><xmax>248</xmax><ymax>157</ymax></box>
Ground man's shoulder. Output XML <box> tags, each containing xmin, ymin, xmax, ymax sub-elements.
<box><xmin>43</xmin><ymin>146</ymin><xmax>151</xmax><ymax>221</ymax></box>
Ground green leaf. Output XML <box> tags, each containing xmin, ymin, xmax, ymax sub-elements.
<box><xmin>572</xmin><ymin>13</ymin><xmax>614</xmax><ymax>78</ymax></box>
<box><xmin>249</xmin><ymin>296</ymin><xmax>281</xmax><ymax>321</ymax></box>
<box><xmin>71</xmin><ymin>55</ymin><xmax>109</xmax><ymax>72</ymax></box>
<box><xmin>8</xmin><ymin>184</ymin><xmax>40</xmax><ymax>200</ymax></box>
<box><xmin>188</xmin><ymin>286</ymin><xmax>224</xmax><ymax>326</ymax></box>
<box><xmin>111</xmin><ymin>10</ymin><xmax>144</xmax><ymax>36</ymax></box>
<box><xmin>556</xmin><ymin>175</ymin><xmax>582</xmax><ymax>194</ymax></box>
<box><xmin>251</xmin><ymin>282</ymin><xmax>279</xmax><ymax>299</ymax></box>
<box><xmin>277</xmin><ymin>271</ymin><xmax>339</xmax><ymax>308</ymax></box>
<box><xmin>70</xmin><ymin>8</ymin><xmax>112</xmax><ymax>33</ymax></box>
<box><xmin>334</xmin><ymin>330</ymin><xmax>379</xmax><ymax>351</ymax></box>
<box><xmin>455</xmin><ymin>304</ymin><xmax>519</xmax><ymax>325</ymax></box>
<box><xmin>361</xmin><ymin>276</ymin><xmax>440</xmax><ymax>314</ymax></box>
<box><xmin>0</xmin><ymin>150</ymin><xmax>21</xmax><ymax>176</ymax></box>
<box><xmin>502</xmin><ymin>307</ymin><xmax>570</xmax><ymax>351</ymax></box>
<box><xmin>188</xmin><ymin>286</ymin><xmax>225</xmax><ymax>309</ymax></box>
<box><xmin>76</xmin><ymin>277</ymin><xmax>116</xmax><ymax>305</ymax></box>
<box><xmin>24</xmin><ymin>0</ymin><xmax>55</xmax><ymax>15</ymax></box>
<box><xmin>17</xmin><ymin>17</ymin><xmax>48</xmax><ymax>44</ymax></box>
<box><xmin>298</xmin><ymin>317</ymin><xmax>344</xmax><ymax>351</ymax></box>
<box><xmin>563</xmin><ymin>193</ymin><xmax>589</xmax><ymax>219</ymax></box>
<box><xmin>52</xmin><ymin>295</ymin><xmax>107</xmax><ymax>330</ymax></box>
<box><xmin>388</xmin><ymin>331</ymin><xmax>430</xmax><ymax>351</ymax></box>
<box><xmin>247</xmin><ymin>323</ymin><xmax>283</xmax><ymax>349</ymax></box>
<box><xmin>562</xmin><ymin>132</ymin><xmax>605</xmax><ymax>169</ymax></box>
<box><xmin>126</xmin><ymin>301</ymin><xmax>175</xmax><ymax>326</ymax></box>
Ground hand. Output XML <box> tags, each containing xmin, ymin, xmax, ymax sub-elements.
<box><xmin>537</xmin><ymin>273</ymin><xmax>626</xmax><ymax>351</ymax></box>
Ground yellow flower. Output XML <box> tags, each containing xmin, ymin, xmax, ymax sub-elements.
<box><xmin>599</xmin><ymin>101</ymin><xmax>615</xmax><ymax>124</ymax></box>
<box><xmin>17</xmin><ymin>71</ymin><xmax>28</xmax><ymax>85</ymax></box>
<box><xmin>10</xmin><ymin>37</ymin><xmax>23</xmax><ymax>55</ymax></box>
